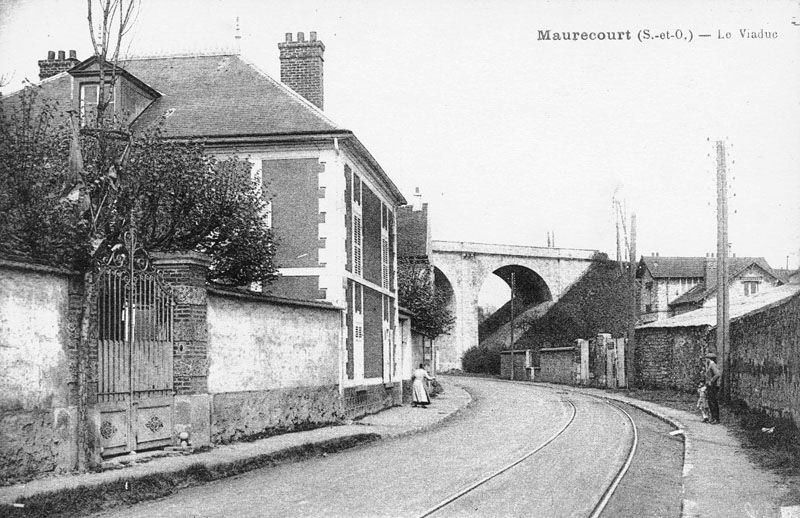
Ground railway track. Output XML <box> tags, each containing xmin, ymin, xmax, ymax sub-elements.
<box><xmin>415</xmin><ymin>384</ymin><xmax>639</xmax><ymax>518</ymax></box>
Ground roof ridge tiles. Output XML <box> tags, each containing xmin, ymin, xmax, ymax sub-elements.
<box><xmin>123</xmin><ymin>51</ymin><xmax>238</xmax><ymax>61</ymax></box>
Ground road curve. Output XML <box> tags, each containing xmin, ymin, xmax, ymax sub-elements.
<box><xmin>94</xmin><ymin>377</ymin><xmax>643</xmax><ymax>518</ymax></box>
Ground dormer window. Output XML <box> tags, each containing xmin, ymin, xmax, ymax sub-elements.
<box><xmin>743</xmin><ymin>280</ymin><xmax>759</xmax><ymax>296</ymax></box>
<box><xmin>80</xmin><ymin>82</ymin><xmax>115</xmax><ymax>125</ymax></box>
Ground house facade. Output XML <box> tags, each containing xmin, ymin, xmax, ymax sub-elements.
<box><xmin>637</xmin><ymin>254</ymin><xmax>785</xmax><ymax>322</ymax></box>
<box><xmin>1</xmin><ymin>33</ymin><xmax>409</xmax><ymax>477</ymax></box>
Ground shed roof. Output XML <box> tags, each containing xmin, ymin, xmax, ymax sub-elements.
<box><xmin>637</xmin><ymin>284</ymin><xmax>800</xmax><ymax>329</ymax></box>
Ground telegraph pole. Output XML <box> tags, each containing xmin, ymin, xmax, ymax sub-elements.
<box><xmin>715</xmin><ymin>140</ymin><xmax>730</xmax><ymax>400</ymax></box>
<box><xmin>627</xmin><ymin>212</ymin><xmax>637</xmax><ymax>387</ymax></box>
<box><xmin>509</xmin><ymin>272</ymin><xmax>516</xmax><ymax>380</ymax></box>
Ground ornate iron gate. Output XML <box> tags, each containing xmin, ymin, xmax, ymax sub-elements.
<box><xmin>96</xmin><ymin>231</ymin><xmax>175</xmax><ymax>456</ymax></box>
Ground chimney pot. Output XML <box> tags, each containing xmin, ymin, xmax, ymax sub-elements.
<box><xmin>278</xmin><ymin>30</ymin><xmax>325</xmax><ymax>109</ymax></box>
<box><xmin>39</xmin><ymin>49</ymin><xmax>78</xmax><ymax>80</ymax></box>
<box><xmin>310</xmin><ymin>31</ymin><xmax>317</xmax><ymax>41</ymax></box>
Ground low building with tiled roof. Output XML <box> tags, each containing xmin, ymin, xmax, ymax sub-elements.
<box><xmin>634</xmin><ymin>283</ymin><xmax>800</xmax><ymax>391</ymax></box>
<box><xmin>637</xmin><ymin>254</ymin><xmax>784</xmax><ymax>322</ymax></box>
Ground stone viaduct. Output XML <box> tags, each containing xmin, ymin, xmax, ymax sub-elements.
<box><xmin>430</xmin><ymin>240</ymin><xmax>600</xmax><ymax>371</ymax></box>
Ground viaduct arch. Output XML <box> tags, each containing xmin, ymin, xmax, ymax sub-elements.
<box><xmin>431</xmin><ymin>240</ymin><xmax>599</xmax><ymax>371</ymax></box>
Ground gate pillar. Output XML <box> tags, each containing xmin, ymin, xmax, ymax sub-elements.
<box><xmin>151</xmin><ymin>251</ymin><xmax>212</xmax><ymax>447</ymax></box>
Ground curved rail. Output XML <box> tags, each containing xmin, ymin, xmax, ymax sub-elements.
<box><xmin>587</xmin><ymin>400</ymin><xmax>639</xmax><ymax>518</ymax></box>
<box><xmin>418</xmin><ymin>379</ymin><xmax>641</xmax><ymax>518</ymax></box>
<box><xmin>415</xmin><ymin>396</ymin><xmax>577</xmax><ymax>518</ymax></box>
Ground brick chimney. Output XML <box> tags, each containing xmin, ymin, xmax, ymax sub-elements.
<box><xmin>38</xmin><ymin>50</ymin><xmax>80</xmax><ymax>80</ymax></box>
<box><xmin>278</xmin><ymin>31</ymin><xmax>325</xmax><ymax>110</ymax></box>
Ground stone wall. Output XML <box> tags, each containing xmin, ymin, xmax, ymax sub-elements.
<box><xmin>206</xmin><ymin>288</ymin><xmax>344</xmax><ymax>441</ymax></box>
<box><xmin>343</xmin><ymin>382</ymin><xmax>401</xmax><ymax>419</ymax></box>
<box><xmin>729</xmin><ymin>292</ymin><xmax>800</xmax><ymax>426</ymax></box>
<box><xmin>0</xmin><ymin>262</ymin><xmax>73</xmax><ymax>411</ymax></box>
<box><xmin>500</xmin><ymin>350</ymin><xmax>532</xmax><ymax>380</ymax></box>
<box><xmin>0</xmin><ymin>261</ymin><xmax>77</xmax><ymax>482</ymax></box>
<box><xmin>212</xmin><ymin>385</ymin><xmax>343</xmax><ymax>444</ymax></box>
<box><xmin>538</xmin><ymin>347</ymin><xmax>576</xmax><ymax>384</ymax></box>
<box><xmin>0</xmin><ymin>409</ymin><xmax>57</xmax><ymax>483</ymax></box>
<box><xmin>635</xmin><ymin>326</ymin><xmax>709</xmax><ymax>391</ymax></box>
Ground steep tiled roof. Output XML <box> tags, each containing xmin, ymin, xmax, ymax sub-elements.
<box><xmin>637</xmin><ymin>284</ymin><xmax>800</xmax><ymax>329</ymax></box>
<box><xmin>669</xmin><ymin>257</ymin><xmax>781</xmax><ymax>307</ymax></box>
<box><xmin>121</xmin><ymin>54</ymin><xmax>342</xmax><ymax>137</ymax></box>
<box><xmin>2</xmin><ymin>53</ymin><xmax>406</xmax><ymax>204</ymax></box>
<box><xmin>638</xmin><ymin>256</ymin><xmax>706</xmax><ymax>279</ymax></box>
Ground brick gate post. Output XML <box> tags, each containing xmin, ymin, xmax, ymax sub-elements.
<box><xmin>151</xmin><ymin>251</ymin><xmax>212</xmax><ymax>446</ymax></box>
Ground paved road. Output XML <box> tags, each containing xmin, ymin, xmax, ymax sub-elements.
<box><xmin>95</xmin><ymin>377</ymin><xmax>681</xmax><ymax>517</ymax></box>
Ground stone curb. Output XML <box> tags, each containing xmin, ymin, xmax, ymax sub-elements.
<box><xmin>0</xmin><ymin>433</ymin><xmax>381</xmax><ymax>517</ymax></box>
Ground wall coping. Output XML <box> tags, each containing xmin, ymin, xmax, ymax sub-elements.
<box><xmin>539</xmin><ymin>347</ymin><xmax>576</xmax><ymax>353</ymax></box>
<box><xmin>0</xmin><ymin>257</ymin><xmax>78</xmax><ymax>277</ymax></box>
<box><xmin>208</xmin><ymin>284</ymin><xmax>343</xmax><ymax>311</ymax></box>
<box><xmin>499</xmin><ymin>349</ymin><xmax>534</xmax><ymax>354</ymax></box>
<box><xmin>151</xmin><ymin>251</ymin><xmax>211</xmax><ymax>267</ymax></box>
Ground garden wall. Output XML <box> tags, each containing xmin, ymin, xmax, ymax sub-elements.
<box><xmin>0</xmin><ymin>260</ymin><xmax>77</xmax><ymax>483</ymax></box>
<box><xmin>207</xmin><ymin>289</ymin><xmax>345</xmax><ymax>441</ymax></box>
<box><xmin>500</xmin><ymin>349</ymin><xmax>533</xmax><ymax>380</ymax></box>
<box><xmin>538</xmin><ymin>347</ymin><xmax>576</xmax><ymax>384</ymax></box>
<box><xmin>729</xmin><ymin>292</ymin><xmax>800</xmax><ymax>426</ymax></box>
<box><xmin>634</xmin><ymin>326</ymin><xmax>709</xmax><ymax>392</ymax></box>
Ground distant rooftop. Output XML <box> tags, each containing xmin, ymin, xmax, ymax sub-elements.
<box><xmin>637</xmin><ymin>284</ymin><xmax>800</xmax><ymax>329</ymax></box>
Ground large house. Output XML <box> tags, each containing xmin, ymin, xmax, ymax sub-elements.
<box><xmin>31</xmin><ymin>33</ymin><xmax>407</xmax><ymax>397</ymax></box>
<box><xmin>637</xmin><ymin>253</ymin><xmax>785</xmax><ymax>322</ymax></box>
<box><xmin>1</xmin><ymin>33</ymin><xmax>409</xmax><ymax>475</ymax></box>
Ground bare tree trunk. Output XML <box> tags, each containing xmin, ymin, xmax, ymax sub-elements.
<box><xmin>76</xmin><ymin>270</ymin><xmax>96</xmax><ymax>471</ymax></box>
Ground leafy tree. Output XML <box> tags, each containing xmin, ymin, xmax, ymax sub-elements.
<box><xmin>397</xmin><ymin>258</ymin><xmax>455</xmax><ymax>340</ymax></box>
<box><xmin>0</xmin><ymin>88</ymin><xmax>88</xmax><ymax>266</ymax></box>
<box><xmin>0</xmin><ymin>90</ymin><xmax>277</xmax><ymax>285</ymax></box>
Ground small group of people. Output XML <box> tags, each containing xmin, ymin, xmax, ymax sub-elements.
<box><xmin>411</xmin><ymin>363</ymin><xmax>435</xmax><ymax>408</ymax></box>
<box><xmin>697</xmin><ymin>351</ymin><xmax>722</xmax><ymax>424</ymax></box>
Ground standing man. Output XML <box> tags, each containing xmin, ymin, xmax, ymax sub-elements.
<box><xmin>704</xmin><ymin>352</ymin><xmax>722</xmax><ymax>424</ymax></box>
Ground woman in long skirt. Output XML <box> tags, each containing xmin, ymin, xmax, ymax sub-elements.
<box><xmin>412</xmin><ymin>363</ymin><xmax>434</xmax><ymax>407</ymax></box>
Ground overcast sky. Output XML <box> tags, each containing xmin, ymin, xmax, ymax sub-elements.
<box><xmin>2</xmin><ymin>0</ymin><xmax>799</xmax><ymax>273</ymax></box>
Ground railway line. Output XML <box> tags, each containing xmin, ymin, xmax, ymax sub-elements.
<box><xmin>418</xmin><ymin>382</ymin><xmax>641</xmax><ymax>518</ymax></box>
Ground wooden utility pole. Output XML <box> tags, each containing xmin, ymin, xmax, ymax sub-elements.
<box><xmin>509</xmin><ymin>271</ymin><xmax>516</xmax><ymax>380</ymax></box>
<box><xmin>627</xmin><ymin>212</ymin><xmax>637</xmax><ymax>387</ymax></box>
<box><xmin>715</xmin><ymin>140</ymin><xmax>730</xmax><ymax>401</ymax></box>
